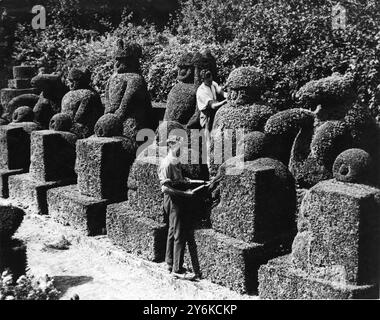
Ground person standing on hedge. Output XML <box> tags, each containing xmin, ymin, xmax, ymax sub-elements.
<box><xmin>196</xmin><ymin>69</ymin><xmax>227</xmax><ymax>166</ymax></box>
<box><xmin>158</xmin><ymin>136</ymin><xmax>204</xmax><ymax>280</ymax></box>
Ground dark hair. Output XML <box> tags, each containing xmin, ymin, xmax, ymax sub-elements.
<box><xmin>200</xmin><ymin>69</ymin><xmax>212</xmax><ymax>81</ymax></box>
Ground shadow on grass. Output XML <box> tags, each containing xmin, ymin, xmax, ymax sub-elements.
<box><xmin>53</xmin><ymin>275</ymin><xmax>94</xmax><ymax>298</ymax></box>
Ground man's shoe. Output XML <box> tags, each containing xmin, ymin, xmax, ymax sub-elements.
<box><xmin>172</xmin><ymin>267</ymin><xmax>188</xmax><ymax>279</ymax></box>
<box><xmin>172</xmin><ymin>267</ymin><xmax>187</xmax><ymax>274</ymax></box>
<box><xmin>178</xmin><ymin>267</ymin><xmax>188</xmax><ymax>273</ymax></box>
<box><xmin>192</xmin><ymin>272</ymin><xmax>202</xmax><ymax>281</ymax></box>
<box><xmin>172</xmin><ymin>268</ymin><xmax>201</xmax><ymax>281</ymax></box>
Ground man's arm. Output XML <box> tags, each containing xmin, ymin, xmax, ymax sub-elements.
<box><xmin>214</xmin><ymin>82</ymin><xmax>228</xmax><ymax>99</ymax></box>
<box><xmin>161</xmin><ymin>183</ymin><xmax>193</xmax><ymax>198</ymax></box>
<box><xmin>197</xmin><ymin>86</ymin><xmax>226</xmax><ymax>111</ymax></box>
<box><xmin>158</xmin><ymin>163</ymin><xmax>194</xmax><ymax>197</ymax></box>
<box><xmin>209</xmin><ymin>99</ymin><xmax>227</xmax><ymax>110</ymax></box>
<box><xmin>186</xmin><ymin>108</ymin><xmax>201</xmax><ymax>129</ymax></box>
<box><xmin>183</xmin><ymin>177</ymin><xmax>208</xmax><ymax>185</ymax></box>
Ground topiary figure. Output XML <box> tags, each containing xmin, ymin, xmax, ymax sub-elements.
<box><xmin>343</xmin><ymin>103</ymin><xmax>379</xmax><ymax>153</ymax></box>
<box><xmin>61</xmin><ymin>68</ymin><xmax>104</xmax><ymax>138</ymax></box>
<box><xmin>12</xmin><ymin>106</ymin><xmax>34</xmax><ymax>123</ymax></box>
<box><xmin>333</xmin><ymin>148</ymin><xmax>374</xmax><ymax>184</ymax></box>
<box><xmin>265</xmin><ymin>73</ymin><xmax>378</xmax><ymax>188</ymax></box>
<box><xmin>8</xmin><ymin>72</ymin><xmax>68</xmax><ymax>129</ymax></box>
<box><xmin>225</xmin><ymin>67</ymin><xmax>266</xmax><ymax>103</ymax></box>
<box><xmin>209</xmin><ymin>131</ymin><xmax>272</xmax><ymax>206</ymax></box>
<box><xmin>209</xmin><ymin>66</ymin><xmax>276</xmax><ymax>176</ymax></box>
<box><xmin>49</xmin><ymin>113</ymin><xmax>72</xmax><ymax>132</ymax></box>
<box><xmin>104</xmin><ymin>39</ymin><xmax>153</xmax><ymax>140</ymax></box>
<box><xmin>210</xmin><ymin>157</ymin><xmax>296</xmax><ymax>242</ymax></box>
<box><xmin>94</xmin><ymin>114</ymin><xmax>138</xmax><ymax>169</ymax></box>
<box><xmin>163</xmin><ymin>52</ymin><xmax>198</xmax><ymax>126</ymax></box>
<box><xmin>66</xmin><ymin>68</ymin><xmax>92</xmax><ymax>91</ymax></box>
<box><xmin>31</xmin><ymin>72</ymin><xmax>69</xmax><ymax>128</ymax></box>
<box><xmin>94</xmin><ymin>114</ymin><xmax>123</xmax><ymax>138</ymax></box>
<box><xmin>290</xmin><ymin>120</ymin><xmax>352</xmax><ymax>188</ymax></box>
<box><xmin>264</xmin><ymin>108</ymin><xmax>315</xmax><ymax>165</ymax></box>
<box><xmin>296</xmin><ymin>74</ymin><xmax>356</xmax><ymax>112</ymax></box>
<box><xmin>0</xmin><ymin>206</ymin><xmax>24</xmax><ymax>241</ymax></box>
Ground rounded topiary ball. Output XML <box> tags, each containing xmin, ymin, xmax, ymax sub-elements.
<box><xmin>226</xmin><ymin>66</ymin><xmax>264</xmax><ymax>88</ymax></box>
<box><xmin>237</xmin><ymin>131</ymin><xmax>270</xmax><ymax>161</ymax></box>
<box><xmin>49</xmin><ymin>113</ymin><xmax>72</xmax><ymax>132</ymax></box>
<box><xmin>12</xmin><ymin>106</ymin><xmax>34</xmax><ymax>123</ymax></box>
<box><xmin>333</xmin><ymin>148</ymin><xmax>374</xmax><ymax>184</ymax></box>
<box><xmin>0</xmin><ymin>206</ymin><xmax>25</xmax><ymax>241</ymax></box>
<box><xmin>94</xmin><ymin>114</ymin><xmax>123</xmax><ymax>137</ymax></box>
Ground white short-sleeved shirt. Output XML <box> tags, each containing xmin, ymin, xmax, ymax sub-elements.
<box><xmin>196</xmin><ymin>81</ymin><xmax>223</xmax><ymax>128</ymax></box>
<box><xmin>158</xmin><ymin>153</ymin><xmax>184</xmax><ymax>187</ymax></box>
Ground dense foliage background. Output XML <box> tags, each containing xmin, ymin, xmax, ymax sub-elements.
<box><xmin>8</xmin><ymin>0</ymin><xmax>380</xmax><ymax>118</ymax></box>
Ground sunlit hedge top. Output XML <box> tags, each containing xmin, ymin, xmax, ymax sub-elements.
<box><xmin>296</xmin><ymin>73</ymin><xmax>356</xmax><ymax>109</ymax></box>
<box><xmin>226</xmin><ymin>66</ymin><xmax>265</xmax><ymax>90</ymax></box>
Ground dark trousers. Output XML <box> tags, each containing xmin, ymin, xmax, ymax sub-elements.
<box><xmin>164</xmin><ymin>193</ymin><xmax>200</xmax><ymax>274</ymax></box>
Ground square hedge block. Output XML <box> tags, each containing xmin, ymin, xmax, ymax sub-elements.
<box><xmin>127</xmin><ymin>158</ymin><xmax>164</xmax><ymax>223</ymax></box>
<box><xmin>258</xmin><ymin>255</ymin><xmax>379</xmax><ymax>300</ymax></box>
<box><xmin>0</xmin><ymin>168</ymin><xmax>25</xmax><ymax>198</ymax></box>
<box><xmin>0</xmin><ymin>80</ymin><xmax>7</xmax><ymax>89</ymax></box>
<box><xmin>8</xmin><ymin>78</ymin><xmax>31</xmax><ymax>89</ymax></box>
<box><xmin>211</xmin><ymin>162</ymin><xmax>295</xmax><ymax>244</ymax></box>
<box><xmin>29</xmin><ymin>130</ymin><xmax>77</xmax><ymax>182</ymax></box>
<box><xmin>8</xmin><ymin>122</ymin><xmax>39</xmax><ymax>135</ymax></box>
<box><xmin>8</xmin><ymin>173</ymin><xmax>75</xmax><ymax>215</ymax></box>
<box><xmin>0</xmin><ymin>125</ymin><xmax>30</xmax><ymax>171</ymax></box>
<box><xmin>47</xmin><ymin>184</ymin><xmax>110</xmax><ymax>236</ymax></box>
<box><xmin>106</xmin><ymin>201</ymin><xmax>167</xmax><ymax>262</ymax></box>
<box><xmin>295</xmin><ymin>180</ymin><xmax>380</xmax><ymax>286</ymax></box>
<box><xmin>183</xmin><ymin>228</ymin><xmax>293</xmax><ymax>294</ymax></box>
<box><xmin>13</xmin><ymin>66</ymin><xmax>36</xmax><ymax>79</ymax></box>
<box><xmin>76</xmin><ymin>137</ymin><xmax>128</xmax><ymax>201</ymax></box>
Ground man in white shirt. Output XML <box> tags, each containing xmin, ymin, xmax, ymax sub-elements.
<box><xmin>196</xmin><ymin>69</ymin><xmax>227</xmax><ymax>166</ymax></box>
